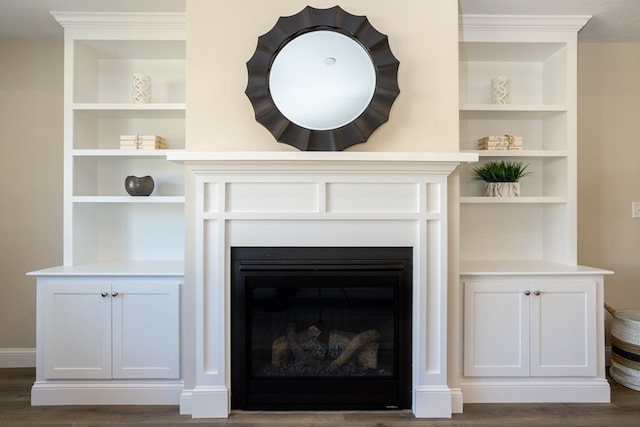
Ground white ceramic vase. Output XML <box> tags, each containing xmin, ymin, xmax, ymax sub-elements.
<box><xmin>491</xmin><ymin>76</ymin><xmax>511</xmax><ymax>104</ymax></box>
<box><xmin>132</xmin><ymin>74</ymin><xmax>152</xmax><ymax>103</ymax></box>
<box><xmin>485</xmin><ymin>182</ymin><xmax>520</xmax><ymax>197</ymax></box>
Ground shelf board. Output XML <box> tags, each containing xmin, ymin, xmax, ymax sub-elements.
<box><xmin>461</xmin><ymin>104</ymin><xmax>566</xmax><ymax>111</ymax></box>
<box><xmin>73</xmin><ymin>149</ymin><xmax>180</xmax><ymax>157</ymax></box>
<box><xmin>73</xmin><ymin>196</ymin><xmax>185</xmax><ymax>204</ymax></box>
<box><xmin>72</xmin><ymin>103</ymin><xmax>185</xmax><ymax>119</ymax></box>
<box><xmin>73</xmin><ymin>102</ymin><xmax>185</xmax><ymax>110</ymax></box>
<box><xmin>460</xmin><ymin>196</ymin><xmax>567</xmax><ymax>204</ymax></box>
<box><xmin>461</xmin><ymin>150</ymin><xmax>568</xmax><ymax>158</ymax></box>
<box><xmin>28</xmin><ymin>260</ymin><xmax>185</xmax><ymax>277</ymax></box>
<box><xmin>460</xmin><ymin>104</ymin><xmax>567</xmax><ymax>119</ymax></box>
<box><xmin>460</xmin><ymin>260</ymin><xmax>614</xmax><ymax>276</ymax></box>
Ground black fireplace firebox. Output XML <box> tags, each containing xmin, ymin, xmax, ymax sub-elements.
<box><xmin>231</xmin><ymin>247</ymin><xmax>412</xmax><ymax>410</ymax></box>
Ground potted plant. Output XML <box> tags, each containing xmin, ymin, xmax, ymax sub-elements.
<box><xmin>472</xmin><ymin>160</ymin><xmax>531</xmax><ymax>197</ymax></box>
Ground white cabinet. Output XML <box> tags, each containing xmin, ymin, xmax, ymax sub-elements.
<box><xmin>52</xmin><ymin>12</ymin><xmax>186</xmax><ymax>266</ymax></box>
<box><xmin>41</xmin><ymin>280</ymin><xmax>180</xmax><ymax>380</ymax></box>
<box><xmin>459</xmin><ymin>270</ymin><xmax>609</xmax><ymax>403</ymax></box>
<box><xmin>29</xmin><ymin>267</ymin><xmax>184</xmax><ymax>406</ymax></box>
<box><xmin>464</xmin><ymin>279</ymin><xmax>597</xmax><ymax>378</ymax></box>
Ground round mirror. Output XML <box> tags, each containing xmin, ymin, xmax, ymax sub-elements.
<box><xmin>269</xmin><ymin>31</ymin><xmax>376</xmax><ymax>131</ymax></box>
<box><xmin>245</xmin><ymin>6</ymin><xmax>400</xmax><ymax>151</ymax></box>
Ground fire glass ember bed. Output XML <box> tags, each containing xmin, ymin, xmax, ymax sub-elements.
<box><xmin>231</xmin><ymin>247</ymin><xmax>412</xmax><ymax>410</ymax></box>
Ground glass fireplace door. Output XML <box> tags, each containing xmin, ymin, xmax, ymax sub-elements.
<box><xmin>231</xmin><ymin>247</ymin><xmax>412</xmax><ymax>410</ymax></box>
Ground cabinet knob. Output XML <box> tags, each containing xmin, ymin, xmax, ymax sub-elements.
<box><xmin>524</xmin><ymin>290</ymin><xmax>531</xmax><ymax>296</ymax></box>
<box><xmin>533</xmin><ymin>290</ymin><xmax>541</xmax><ymax>296</ymax></box>
<box><xmin>101</xmin><ymin>291</ymin><xmax>109</xmax><ymax>297</ymax></box>
<box><xmin>112</xmin><ymin>292</ymin><xmax>119</xmax><ymax>297</ymax></box>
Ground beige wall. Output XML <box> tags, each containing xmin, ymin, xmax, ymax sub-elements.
<box><xmin>0</xmin><ymin>39</ymin><xmax>63</xmax><ymax>351</ymax></box>
<box><xmin>3</xmin><ymin>9</ymin><xmax>639</xmax><ymax>361</ymax></box>
<box><xmin>186</xmin><ymin>0</ymin><xmax>459</xmax><ymax>152</ymax></box>
<box><xmin>578</xmin><ymin>43</ymin><xmax>640</xmax><ymax>310</ymax></box>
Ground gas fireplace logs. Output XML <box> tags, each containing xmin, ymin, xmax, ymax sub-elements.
<box><xmin>329</xmin><ymin>329</ymin><xmax>380</xmax><ymax>370</ymax></box>
<box><xmin>271</xmin><ymin>325</ymin><xmax>322</xmax><ymax>367</ymax></box>
<box><xmin>271</xmin><ymin>325</ymin><xmax>380</xmax><ymax>371</ymax></box>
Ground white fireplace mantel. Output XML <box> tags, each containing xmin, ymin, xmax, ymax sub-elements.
<box><xmin>169</xmin><ymin>150</ymin><xmax>476</xmax><ymax>171</ymax></box>
<box><xmin>169</xmin><ymin>151</ymin><xmax>477</xmax><ymax>419</ymax></box>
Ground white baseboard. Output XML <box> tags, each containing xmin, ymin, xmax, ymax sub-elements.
<box><xmin>188</xmin><ymin>386</ymin><xmax>230</xmax><ymax>418</ymax></box>
<box><xmin>459</xmin><ymin>379</ymin><xmax>611</xmax><ymax>403</ymax></box>
<box><xmin>413</xmin><ymin>386</ymin><xmax>454</xmax><ymax>418</ymax></box>
<box><xmin>450</xmin><ymin>387</ymin><xmax>464</xmax><ymax>413</ymax></box>
<box><xmin>0</xmin><ymin>348</ymin><xmax>36</xmax><ymax>368</ymax></box>
<box><xmin>31</xmin><ymin>381</ymin><xmax>184</xmax><ymax>405</ymax></box>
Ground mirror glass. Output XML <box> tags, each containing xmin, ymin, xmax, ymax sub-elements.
<box><xmin>269</xmin><ymin>30</ymin><xmax>376</xmax><ymax>131</ymax></box>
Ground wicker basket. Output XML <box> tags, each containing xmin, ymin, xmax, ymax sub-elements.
<box><xmin>606</xmin><ymin>304</ymin><xmax>640</xmax><ymax>391</ymax></box>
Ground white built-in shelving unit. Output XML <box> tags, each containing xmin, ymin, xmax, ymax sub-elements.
<box><xmin>27</xmin><ymin>12</ymin><xmax>186</xmax><ymax>406</ymax></box>
<box><xmin>457</xmin><ymin>15</ymin><xmax>613</xmax><ymax>404</ymax></box>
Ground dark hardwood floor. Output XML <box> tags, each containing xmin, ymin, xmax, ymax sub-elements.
<box><xmin>2</xmin><ymin>368</ymin><xmax>640</xmax><ymax>426</ymax></box>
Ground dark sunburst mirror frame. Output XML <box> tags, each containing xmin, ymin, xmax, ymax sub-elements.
<box><xmin>245</xmin><ymin>5</ymin><xmax>400</xmax><ymax>151</ymax></box>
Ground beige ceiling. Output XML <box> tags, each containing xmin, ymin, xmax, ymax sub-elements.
<box><xmin>0</xmin><ymin>0</ymin><xmax>638</xmax><ymax>41</ymax></box>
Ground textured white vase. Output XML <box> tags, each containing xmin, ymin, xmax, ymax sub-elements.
<box><xmin>132</xmin><ymin>74</ymin><xmax>152</xmax><ymax>103</ymax></box>
<box><xmin>485</xmin><ymin>182</ymin><xmax>520</xmax><ymax>197</ymax></box>
<box><xmin>491</xmin><ymin>76</ymin><xmax>511</xmax><ymax>104</ymax></box>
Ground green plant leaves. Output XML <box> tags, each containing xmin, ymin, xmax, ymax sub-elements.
<box><xmin>472</xmin><ymin>160</ymin><xmax>531</xmax><ymax>182</ymax></box>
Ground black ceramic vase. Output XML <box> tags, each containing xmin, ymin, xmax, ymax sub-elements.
<box><xmin>125</xmin><ymin>175</ymin><xmax>155</xmax><ymax>196</ymax></box>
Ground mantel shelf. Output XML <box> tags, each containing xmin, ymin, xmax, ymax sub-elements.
<box><xmin>167</xmin><ymin>151</ymin><xmax>478</xmax><ymax>174</ymax></box>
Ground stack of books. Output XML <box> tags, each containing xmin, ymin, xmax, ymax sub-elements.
<box><xmin>119</xmin><ymin>135</ymin><xmax>166</xmax><ymax>150</ymax></box>
<box><xmin>478</xmin><ymin>135</ymin><xmax>523</xmax><ymax>151</ymax></box>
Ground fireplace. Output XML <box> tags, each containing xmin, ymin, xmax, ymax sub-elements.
<box><xmin>169</xmin><ymin>151</ymin><xmax>475</xmax><ymax>418</ymax></box>
<box><xmin>230</xmin><ymin>247</ymin><xmax>412</xmax><ymax>410</ymax></box>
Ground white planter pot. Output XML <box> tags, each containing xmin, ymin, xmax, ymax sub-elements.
<box><xmin>485</xmin><ymin>182</ymin><xmax>520</xmax><ymax>197</ymax></box>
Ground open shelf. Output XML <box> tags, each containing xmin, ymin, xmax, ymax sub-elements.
<box><xmin>57</xmin><ymin>13</ymin><xmax>187</xmax><ymax>266</ymax></box>
<box><xmin>458</xmin><ymin>16</ymin><xmax>579</xmax><ymax>266</ymax></box>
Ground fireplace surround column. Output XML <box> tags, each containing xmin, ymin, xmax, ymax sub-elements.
<box><xmin>168</xmin><ymin>151</ymin><xmax>476</xmax><ymax>418</ymax></box>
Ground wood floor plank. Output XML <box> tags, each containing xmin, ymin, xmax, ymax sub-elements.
<box><xmin>2</xmin><ymin>368</ymin><xmax>639</xmax><ymax>426</ymax></box>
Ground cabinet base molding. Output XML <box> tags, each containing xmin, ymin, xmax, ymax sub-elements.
<box><xmin>450</xmin><ymin>388</ymin><xmax>464</xmax><ymax>414</ymax></box>
<box><xmin>413</xmin><ymin>385</ymin><xmax>453</xmax><ymax>419</ymax></box>
<box><xmin>459</xmin><ymin>379</ymin><xmax>611</xmax><ymax>403</ymax></box>
<box><xmin>185</xmin><ymin>386</ymin><xmax>230</xmax><ymax>418</ymax></box>
<box><xmin>31</xmin><ymin>380</ymin><xmax>184</xmax><ymax>405</ymax></box>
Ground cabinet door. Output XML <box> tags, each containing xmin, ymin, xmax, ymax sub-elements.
<box><xmin>530</xmin><ymin>281</ymin><xmax>597</xmax><ymax>377</ymax></box>
<box><xmin>464</xmin><ymin>281</ymin><xmax>530</xmax><ymax>376</ymax></box>
<box><xmin>111</xmin><ymin>282</ymin><xmax>180</xmax><ymax>379</ymax></box>
<box><xmin>42</xmin><ymin>282</ymin><xmax>112</xmax><ymax>379</ymax></box>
